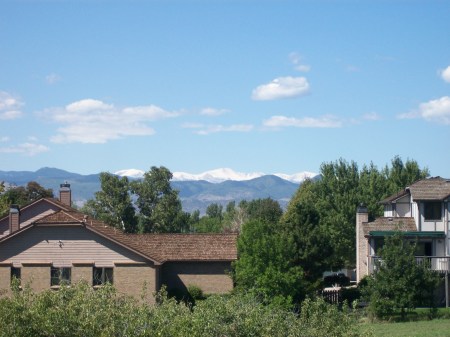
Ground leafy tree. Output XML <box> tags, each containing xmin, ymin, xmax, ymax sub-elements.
<box><xmin>193</xmin><ymin>216</ymin><xmax>223</xmax><ymax>233</ymax></box>
<box><xmin>132</xmin><ymin>166</ymin><xmax>185</xmax><ymax>233</ymax></box>
<box><xmin>363</xmin><ymin>232</ymin><xmax>440</xmax><ymax>320</ymax></box>
<box><xmin>280</xmin><ymin>186</ymin><xmax>334</xmax><ymax>295</ymax></box>
<box><xmin>81</xmin><ymin>172</ymin><xmax>137</xmax><ymax>233</ymax></box>
<box><xmin>1</xmin><ymin>181</ymin><xmax>53</xmax><ymax>207</ymax></box>
<box><xmin>233</xmin><ymin>219</ymin><xmax>304</xmax><ymax>307</ymax></box>
<box><xmin>0</xmin><ymin>181</ymin><xmax>8</xmax><ymax>215</ymax></box>
<box><xmin>205</xmin><ymin>203</ymin><xmax>223</xmax><ymax>221</ymax></box>
<box><xmin>242</xmin><ymin>198</ymin><xmax>283</xmax><ymax>224</ymax></box>
<box><xmin>384</xmin><ymin>156</ymin><xmax>429</xmax><ymax>195</ymax></box>
<box><xmin>287</xmin><ymin>157</ymin><xmax>428</xmax><ymax>268</ymax></box>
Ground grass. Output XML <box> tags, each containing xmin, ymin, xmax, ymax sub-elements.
<box><xmin>365</xmin><ymin>319</ymin><xmax>450</xmax><ymax>337</ymax></box>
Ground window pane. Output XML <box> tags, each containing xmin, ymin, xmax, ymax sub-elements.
<box><xmin>93</xmin><ymin>267</ymin><xmax>114</xmax><ymax>285</ymax></box>
<box><xmin>93</xmin><ymin>267</ymin><xmax>102</xmax><ymax>286</ymax></box>
<box><xmin>51</xmin><ymin>267</ymin><xmax>71</xmax><ymax>286</ymax></box>
<box><xmin>10</xmin><ymin>267</ymin><xmax>21</xmax><ymax>285</ymax></box>
<box><xmin>424</xmin><ymin>202</ymin><xmax>442</xmax><ymax>220</ymax></box>
<box><xmin>105</xmin><ymin>268</ymin><xmax>113</xmax><ymax>284</ymax></box>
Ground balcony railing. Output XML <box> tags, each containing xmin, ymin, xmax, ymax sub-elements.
<box><xmin>369</xmin><ymin>256</ymin><xmax>450</xmax><ymax>274</ymax></box>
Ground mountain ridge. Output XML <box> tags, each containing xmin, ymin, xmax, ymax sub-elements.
<box><xmin>0</xmin><ymin>167</ymin><xmax>319</xmax><ymax>213</ymax></box>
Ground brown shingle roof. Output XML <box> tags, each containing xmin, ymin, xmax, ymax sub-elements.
<box><xmin>26</xmin><ymin>209</ymin><xmax>238</xmax><ymax>264</ymax></box>
<box><xmin>129</xmin><ymin>233</ymin><xmax>238</xmax><ymax>263</ymax></box>
<box><xmin>362</xmin><ymin>217</ymin><xmax>416</xmax><ymax>236</ymax></box>
<box><xmin>380</xmin><ymin>177</ymin><xmax>450</xmax><ymax>204</ymax></box>
<box><xmin>408</xmin><ymin>177</ymin><xmax>450</xmax><ymax>201</ymax></box>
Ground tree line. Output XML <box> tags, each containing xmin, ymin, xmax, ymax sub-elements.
<box><xmin>0</xmin><ymin>156</ymin><xmax>430</xmax><ymax>308</ymax></box>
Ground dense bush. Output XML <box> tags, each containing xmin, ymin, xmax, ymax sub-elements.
<box><xmin>0</xmin><ymin>282</ymin><xmax>372</xmax><ymax>337</ymax></box>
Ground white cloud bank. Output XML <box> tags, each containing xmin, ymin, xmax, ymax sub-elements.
<box><xmin>399</xmin><ymin>96</ymin><xmax>450</xmax><ymax>125</ymax></box>
<box><xmin>0</xmin><ymin>91</ymin><xmax>23</xmax><ymax>120</ymax></box>
<box><xmin>183</xmin><ymin>123</ymin><xmax>254</xmax><ymax>135</ymax></box>
<box><xmin>0</xmin><ymin>142</ymin><xmax>49</xmax><ymax>156</ymax></box>
<box><xmin>200</xmin><ymin>107</ymin><xmax>229</xmax><ymax>116</ymax></box>
<box><xmin>40</xmin><ymin>99</ymin><xmax>179</xmax><ymax>143</ymax></box>
<box><xmin>263</xmin><ymin>115</ymin><xmax>342</xmax><ymax>128</ymax></box>
<box><xmin>251</xmin><ymin>76</ymin><xmax>310</xmax><ymax>101</ymax></box>
<box><xmin>441</xmin><ymin>66</ymin><xmax>450</xmax><ymax>83</ymax></box>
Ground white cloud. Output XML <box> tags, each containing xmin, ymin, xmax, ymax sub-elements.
<box><xmin>252</xmin><ymin>76</ymin><xmax>310</xmax><ymax>101</ymax></box>
<box><xmin>0</xmin><ymin>136</ymin><xmax>9</xmax><ymax>142</ymax></box>
<box><xmin>399</xmin><ymin>96</ymin><xmax>450</xmax><ymax>125</ymax></box>
<box><xmin>40</xmin><ymin>98</ymin><xmax>179</xmax><ymax>144</ymax></box>
<box><xmin>200</xmin><ymin>107</ymin><xmax>229</xmax><ymax>116</ymax></box>
<box><xmin>362</xmin><ymin>112</ymin><xmax>381</xmax><ymax>121</ymax></box>
<box><xmin>183</xmin><ymin>123</ymin><xmax>254</xmax><ymax>135</ymax></box>
<box><xmin>0</xmin><ymin>91</ymin><xmax>23</xmax><ymax>120</ymax></box>
<box><xmin>0</xmin><ymin>142</ymin><xmax>49</xmax><ymax>156</ymax></box>
<box><xmin>441</xmin><ymin>66</ymin><xmax>450</xmax><ymax>83</ymax></box>
<box><xmin>45</xmin><ymin>73</ymin><xmax>62</xmax><ymax>84</ymax></box>
<box><xmin>289</xmin><ymin>52</ymin><xmax>311</xmax><ymax>72</ymax></box>
<box><xmin>263</xmin><ymin>115</ymin><xmax>342</xmax><ymax>128</ymax></box>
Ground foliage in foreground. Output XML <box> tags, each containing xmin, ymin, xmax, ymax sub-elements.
<box><xmin>0</xmin><ymin>282</ymin><xmax>372</xmax><ymax>337</ymax></box>
<box><xmin>362</xmin><ymin>232</ymin><xmax>441</xmax><ymax>320</ymax></box>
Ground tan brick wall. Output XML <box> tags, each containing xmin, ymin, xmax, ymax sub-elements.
<box><xmin>0</xmin><ymin>266</ymin><xmax>10</xmax><ymax>294</ymax></box>
<box><xmin>356</xmin><ymin>211</ymin><xmax>369</xmax><ymax>283</ymax></box>
<box><xmin>162</xmin><ymin>261</ymin><xmax>233</xmax><ymax>295</ymax></box>
<box><xmin>72</xmin><ymin>266</ymin><xmax>92</xmax><ymax>284</ymax></box>
<box><xmin>22</xmin><ymin>265</ymin><xmax>50</xmax><ymax>292</ymax></box>
<box><xmin>114</xmin><ymin>264</ymin><xmax>156</xmax><ymax>301</ymax></box>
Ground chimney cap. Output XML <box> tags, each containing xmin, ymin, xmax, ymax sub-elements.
<box><xmin>60</xmin><ymin>182</ymin><xmax>71</xmax><ymax>189</ymax></box>
<box><xmin>9</xmin><ymin>204</ymin><xmax>20</xmax><ymax>212</ymax></box>
<box><xmin>357</xmin><ymin>203</ymin><xmax>368</xmax><ymax>214</ymax></box>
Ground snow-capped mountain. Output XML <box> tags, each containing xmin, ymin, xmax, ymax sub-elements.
<box><xmin>114</xmin><ymin>169</ymin><xmax>145</xmax><ymax>179</ymax></box>
<box><xmin>115</xmin><ymin>168</ymin><xmax>317</xmax><ymax>184</ymax></box>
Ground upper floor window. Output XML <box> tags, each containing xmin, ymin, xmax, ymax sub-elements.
<box><xmin>93</xmin><ymin>267</ymin><xmax>113</xmax><ymax>286</ymax></box>
<box><xmin>51</xmin><ymin>267</ymin><xmax>71</xmax><ymax>286</ymax></box>
<box><xmin>424</xmin><ymin>202</ymin><xmax>442</xmax><ymax>221</ymax></box>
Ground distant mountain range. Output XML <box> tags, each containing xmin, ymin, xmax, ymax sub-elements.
<box><xmin>0</xmin><ymin>167</ymin><xmax>319</xmax><ymax>213</ymax></box>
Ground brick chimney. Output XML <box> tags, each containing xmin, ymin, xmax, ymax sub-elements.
<box><xmin>9</xmin><ymin>204</ymin><xmax>20</xmax><ymax>234</ymax></box>
<box><xmin>59</xmin><ymin>183</ymin><xmax>71</xmax><ymax>206</ymax></box>
<box><xmin>356</xmin><ymin>204</ymin><xmax>369</xmax><ymax>283</ymax></box>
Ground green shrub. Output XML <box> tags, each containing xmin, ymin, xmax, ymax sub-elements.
<box><xmin>0</xmin><ymin>282</ymin><xmax>372</xmax><ymax>337</ymax></box>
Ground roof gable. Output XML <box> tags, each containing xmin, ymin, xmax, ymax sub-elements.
<box><xmin>380</xmin><ymin>177</ymin><xmax>450</xmax><ymax>204</ymax></box>
<box><xmin>1</xmin><ymin>209</ymin><xmax>238</xmax><ymax>265</ymax></box>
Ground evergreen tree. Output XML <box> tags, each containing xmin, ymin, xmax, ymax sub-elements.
<box><xmin>363</xmin><ymin>232</ymin><xmax>440</xmax><ymax>320</ymax></box>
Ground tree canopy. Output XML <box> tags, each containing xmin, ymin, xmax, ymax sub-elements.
<box><xmin>363</xmin><ymin>232</ymin><xmax>440</xmax><ymax>320</ymax></box>
<box><xmin>81</xmin><ymin>173</ymin><xmax>137</xmax><ymax>233</ymax></box>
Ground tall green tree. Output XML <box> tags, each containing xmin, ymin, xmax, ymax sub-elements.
<box><xmin>242</xmin><ymin>198</ymin><xmax>283</xmax><ymax>224</ymax></box>
<box><xmin>363</xmin><ymin>232</ymin><xmax>440</xmax><ymax>320</ymax></box>
<box><xmin>281</xmin><ymin>183</ymin><xmax>334</xmax><ymax>293</ymax></box>
<box><xmin>233</xmin><ymin>219</ymin><xmax>304</xmax><ymax>307</ymax></box>
<box><xmin>132</xmin><ymin>166</ymin><xmax>185</xmax><ymax>233</ymax></box>
<box><xmin>81</xmin><ymin>172</ymin><xmax>137</xmax><ymax>233</ymax></box>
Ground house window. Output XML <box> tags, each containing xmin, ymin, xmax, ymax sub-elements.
<box><xmin>51</xmin><ymin>267</ymin><xmax>71</xmax><ymax>286</ymax></box>
<box><xmin>424</xmin><ymin>202</ymin><xmax>442</xmax><ymax>221</ymax></box>
<box><xmin>93</xmin><ymin>267</ymin><xmax>113</xmax><ymax>286</ymax></box>
<box><xmin>373</xmin><ymin>238</ymin><xmax>385</xmax><ymax>255</ymax></box>
<box><xmin>415</xmin><ymin>242</ymin><xmax>432</xmax><ymax>257</ymax></box>
<box><xmin>10</xmin><ymin>267</ymin><xmax>21</xmax><ymax>285</ymax></box>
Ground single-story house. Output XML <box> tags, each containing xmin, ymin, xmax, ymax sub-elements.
<box><xmin>0</xmin><ymin>184</ymin><xmax>237</xmax><ymax>301</ymax></box>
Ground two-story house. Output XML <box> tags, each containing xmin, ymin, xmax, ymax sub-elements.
<box><xmin>356</xmin><ymin>177</ymin><xmax>450</xmax><ymax>303</ymax></box>
<box><xmin>0</xmin><ymin>183</ymin><xmax>237</xmax><ymax>301</ymax></box>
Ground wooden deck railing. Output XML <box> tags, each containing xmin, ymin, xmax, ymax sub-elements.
<box><xmin>369</xmin><ymin>256</ymin><xmax>450</xmax><ymax>274</ymax></box>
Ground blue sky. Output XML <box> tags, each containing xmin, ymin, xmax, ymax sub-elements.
<box><xmin>1</xmin><ymin>0</ymin><xmax>449</xmax><ymax>177</ymax></box>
